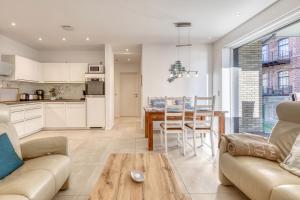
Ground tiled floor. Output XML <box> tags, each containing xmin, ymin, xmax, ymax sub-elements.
<box><xmin>23</xmin><ymin>117</ymin><xmax>248</xmax><ymax>200</ymax></box>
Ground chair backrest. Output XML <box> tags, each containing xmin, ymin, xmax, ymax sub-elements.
<box><xmin>192</xmin><ymin>96</ymin><xmax>215</xmax><ymax>130</ymax></box>
<box><xmin>163</xmin><ymin>97</ymin><xmax>186</xmax><ymax>129</ymax></box>
<box><xmin>269</xmin><ymin>101</ymin><xmax>300</xmax><ymax>161</ymax></box>
<box><xmin>148</xmin><ymin>96</ymin><xmax>165</xmax><ymax>108</ymax></box>
<box><xmin>0</xmin><ymin>104</ymin><xmax>22</xmax><ymax>159</ymax></box>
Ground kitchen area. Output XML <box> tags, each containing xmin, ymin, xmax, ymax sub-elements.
<box><xmin>0</xmin><ymin>53</ymin><xmax>107</xmax><ymax>139</ymax></box>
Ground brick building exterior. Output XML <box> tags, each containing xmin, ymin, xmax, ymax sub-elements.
<box><xmin>262</xmin><ymin>37</ymin><xmax>300</xmax><ymax>94</ymax></box>
<box><xmin>238</xmin><ymin>41</ymin><xmax>263</xmax><ymax>133</ymax></box>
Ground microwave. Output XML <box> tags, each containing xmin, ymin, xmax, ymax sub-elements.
<box><xmin>88</xmin><ymin>63</ymin><xmax>105</xmax><ymax>74</ymax></box>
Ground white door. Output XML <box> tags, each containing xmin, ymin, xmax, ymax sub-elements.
<box><xmin>120</xmin><ymin>73</ymin><xmax>138</xmax><ymax>117</ymax></box>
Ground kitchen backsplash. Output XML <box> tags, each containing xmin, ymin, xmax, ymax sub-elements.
<box><xmin>0</xmin><ymin>80</ymin><xmax>85</xmax><ymax>100</ymax></box>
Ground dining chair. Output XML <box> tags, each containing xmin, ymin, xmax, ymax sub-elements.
<box><xmin>160</xmin><ymin>96</ymin><xmax>186</xmax><ymax>155</ymax></box>
<box><xmin>185</xmin><ymin>96</ymin><xmax>215</xmax><ymax>157</ymax></box>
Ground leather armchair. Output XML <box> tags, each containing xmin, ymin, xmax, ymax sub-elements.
<box><xmin>0</xmin><ymin>104</ymin><xmax>71</xmax><ymax>200</ymax></box>
<box><xmin>219</xmin><ymin>102</ymin><xmax>300</xmax><ymax>200</ymax></box>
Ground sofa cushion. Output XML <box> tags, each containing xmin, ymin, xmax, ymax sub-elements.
<box><xmin>269</xmin><ymin>102</ymin><xmax>300</xmax><ymax>161</ymax></box>
<box><xmin>14</xmin><ymin>155</ymin><xmax>71</xmax><ymax>193</ymax></box>
<box><xmin>270</xmin><ymin>185</ymin><xmax>300</xmax><ymax>200</ymax></box>
<box><xmin>0</xmin><ymin>195</ymin><xmax>28</xmax><ymax>200</ymax></box>
<box><xmin>280</xmin><ymin>134</ymin><xmax>300</xmax><ymax>177</ymax></box>
<box><xmin>269</xmin><ymin>121</ymin><xmax>300</xmax><ymax>161</ymax></box>
<box><xmin>220</xmin><ymin>153</ymin><xmax>300</xmax><ymax>200</ymax></box>
<box><xmin>0</xmin><ymin>169</ymin><xmax>55</xmax><ymax>200</ymax></box>
<box><xmin>0</xmin><ymin>133</ymin><xmax>23</xmax><ymax>179</ymax></box>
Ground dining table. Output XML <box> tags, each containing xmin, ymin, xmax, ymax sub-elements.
<box><xmin>144</xmin><ymin>107</ymin><xmax>227</xmax><ymax>151</ymax></box>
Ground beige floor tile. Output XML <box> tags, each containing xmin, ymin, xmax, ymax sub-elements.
<box><xmin>23</xmin><ymin>117</ymin><xmax>246</xmax><ymax>200</ymax></box>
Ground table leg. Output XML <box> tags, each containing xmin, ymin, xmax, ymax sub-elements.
<box><xmin>148</xmin><ymin>115</ymin><xmax>153</xmax><ymax>151</ymax></box>
<box><xmin>145</xmin><ymin>112</ymin><xmax>149</xmax><ymax>138</ymax></box>
<box><xmin>219</xmin><ymin>113</ymin><xmax>225</xmax><ymax>135</ymax></box>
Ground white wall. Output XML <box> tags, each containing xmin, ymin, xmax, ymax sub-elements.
<box><xmin>0</xmin><ymin>34</ymin><xmax>39</xmax><ymax>60</ymax></box>
<box><xmin>212</xmin><ymin>0</ymin><xmax>300</xmax><ymax>110</ymax></box>
<box><xmin>105</xmin><ymin>44</ymin><xmax>115</xmax><ymax>129</ymax></box>
<box><xmin>141</xmin><ymin>44</ymin><xmax>213</xmax><ymax>125</ymax></box>
<box><xmin>114</xmin><ymin>62</ymin><xmax>141</xmax><ymax>117</ymax></box>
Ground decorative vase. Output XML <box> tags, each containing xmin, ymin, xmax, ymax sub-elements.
<box><xmin>50</xmin><ymin>96</ymin><xmax>56</xmax><ymax>100</ymax></box>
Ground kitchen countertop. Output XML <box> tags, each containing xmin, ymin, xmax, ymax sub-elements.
<box><xmin>1</xmin><ymin>99</ymin><xmax>85</xmax><ymax>105</ymax></box>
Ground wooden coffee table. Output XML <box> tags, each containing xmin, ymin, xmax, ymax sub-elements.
<box><xmin>90</xmin><ymin>153</ymin><xmax>190</xmax><ymax>200</ymax></box>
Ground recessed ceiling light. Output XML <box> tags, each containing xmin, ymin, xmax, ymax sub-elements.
<box><xmin>236</xmin><ymin>12</ymin><xmax>241</xmax><ymax>17</ymax></box>
<box><xmin>86</xmin><ymin>37</ymin><xmax>90</xmax><ymax>41</ymax></box>
<box><xmin>62</xmin><ymin>37</ymin><xmax>66</xmax><ymax>41</ymax></box>
<box><xmin>61</xmin><ymin>25</ymin><xmax>74</xmax><ymax>31</ymax></box>
<box><xmin>11</xmin><ymin>22</ymin><xmax>16</xmax><ymax>27</ymax></box>
<box><xmin>38</xmin><ymin>37</ymin><xmax>42</xmax><ymax>41</ymax></box>
<box><xmin>127</xmin><ymin>58</ymin><xmax>131</xmax><ymax>61</ymax></box>
<box><xmin>125</xmin><ymin>49</ymin><xmax>129</xmax><ymax>52</ymax></box>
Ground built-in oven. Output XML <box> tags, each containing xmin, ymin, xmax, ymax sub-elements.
<box><xmin>85</xmin><ymin>74</ymin><xmax>105</xmax><ymax>95</ymax></box>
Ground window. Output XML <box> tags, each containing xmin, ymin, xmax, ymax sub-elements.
<box><xmin>278</xmin><ymin>71</ymin><xmax>289</xmax><ymax>89</ymax></box>
<box><xmin>278</xmin><ymin>38</ymin><xmax>289</xmax><ymax>58</ymax></box>
<box><xmin>262</xmin><ymin>45</ymin><xmax>269</xmax><ymax>62</ymax></box>
<box><xmin>263</xmin><ymin>73</ymin><xmax>269</xmax><ymax>88</ymax></box>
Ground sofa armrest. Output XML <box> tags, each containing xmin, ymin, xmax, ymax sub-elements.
<box><xmin>20</xmin><ymin>136</ymin><xmax>69</xmax><ymax>160</ymax></box>
<box><xmin>270</xmin><ymin>185</ymin><xmax>300</xmax><ymax>200</ymax></box>
<box><xmin>219</xmin><ymin>136</ymin><xmax>229</xmax><ymax>155</ymax></box>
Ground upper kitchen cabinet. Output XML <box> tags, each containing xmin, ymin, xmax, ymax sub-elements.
<box><xmin>43</xmin><ymin>63</ymin><xmax>88</xmax><ymax>83</ymax></box>
<box><xmin>68</xmin><ymin>63</ymin><xmax>88</xmax><ymax>83</ymax></box>
<box><xmin>43</xmin><ymin>63</ymin><xmax>69</xmax><ymax>83</ymax></box>
<box><xmin>1</xmin><ymin>55</ymin><xmax>42</xmax><ymax>82</ymax></box>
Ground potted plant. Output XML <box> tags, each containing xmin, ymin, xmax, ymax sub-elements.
<box><xmin>49</xmin><ymin>88</ymin><xmax>58</xmax><ymax>100</ymax></box>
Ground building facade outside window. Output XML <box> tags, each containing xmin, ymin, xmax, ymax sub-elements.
<box><xmin>278</xmin><ymin>38</ymin><xmax>289</xmax><ymax>58</ymax></box>
<box><xmin>278</xmin><ymin>71</ymin><xmax>289</xmax><ymax>90</ymax></box>
<box><xmin>262</xmin><ymin>44</ymin><xmax>269</xmax><ymax>62</ymax></box>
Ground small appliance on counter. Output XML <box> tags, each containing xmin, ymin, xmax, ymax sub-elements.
<box><xmin>28</xmin><ymin>94</ymin><xmax>38</xmax><ymax>101</ymax></box>
<box><xmin>36</xmin><ymin>90</ymin><xmax>44</xmax><ymax>100</ymax></box>
<box><xmin>19</xmin><ymin>93</ymin><xmax>29</xmax><ymax>101</ymax></box>
<box><xmin>88</xmin><ymin>62</ymin><xmax>105</xmax><ymax>74</ymax></box>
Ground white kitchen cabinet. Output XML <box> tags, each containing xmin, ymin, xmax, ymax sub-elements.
<box><xmin>86</xmin><ymin>96</ymin><xmax>105</xmax><ymax>128</ymax></box>
<box><xmin>43</xmin><ymin>63</ymin><xmax>69</xmax><ymax>83</ymax></box>
<box><xmin>66</xmin><ymin>103</ymin><xmax>86</xmax><ymax>127</ymax></box>
<box><xmin>69</xmin><ymin>63</ymin><xmax>88</xmax><ymax>83</ymax></box>
<box><xmin>44</xmin><ymin>103</ymin><xmax>66</xmax><ymax>127</ymax></box>
<box><xmin>10</xmin><ymin>103</ymin><xmax>43</xmax><ymax>138</ymax></box>
<box><xmin>25</xmin><ymin>117</ymin><xmax>43</xmax><ymax>135</ymax></box>
<box><xmin>2</xmin><ymin>55</ymin><xmax>42</xmax><ymax>82</ymax></box>
<box><xmin>12</xmin><ymin>121</ymin><xmax>25</xmax><ymax>138</ymax></box>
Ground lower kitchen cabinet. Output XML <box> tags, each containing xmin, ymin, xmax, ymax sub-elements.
<box><xmin>66</xmin><ymin>103</ymin><xmax>86</xmax><ymax>127</ymax></box>
<box><xmin>44</xmin><ymin>102</ymin><xmax>86</xmax><ymax>128</ymax></box>
<box><xmin>10</xmin><ymin>103</ymin><xmax>43</xmax><ymax>138</ymax></box>
<box><xmin>44</xmin><ymin>103</ymin><xmax>66</xmax><ymax>128</ymax></box>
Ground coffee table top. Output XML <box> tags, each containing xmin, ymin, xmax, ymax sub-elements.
<box><xmin>90</xmin><ymin>153</ymin><xmax>190</xmax><ymax>200</ymax></box>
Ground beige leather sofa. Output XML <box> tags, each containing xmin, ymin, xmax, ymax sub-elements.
<box><xmin>0</xmin><ymin>104</ymin><xmax>71</xmax><ymax>200</ymax></box>
<box><xmin>219</xmin><ymin>101</ymin><xmax>300</xmax><ymax>200</ymax></box>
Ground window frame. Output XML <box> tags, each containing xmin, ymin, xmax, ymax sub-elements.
<box><xmin>278</xmin><ymin>70</ymin><xmax>289</xmax><ymax>89</ymax></box>
<box><xmin>277</xmin><ymin>38</ymin><xmax>289</xmax><ymax>59</ymax></box>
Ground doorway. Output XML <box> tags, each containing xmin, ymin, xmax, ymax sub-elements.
<box><xmin>120</xmin><ymin>72</ymin><xmax>139</xmax><ymax>117</ymax></box>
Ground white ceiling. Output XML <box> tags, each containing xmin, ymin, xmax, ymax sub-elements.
<box><xmin>0</xmin><ymin>0</ymin><xmax>277</xmax><ymax>51</ymax></box>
